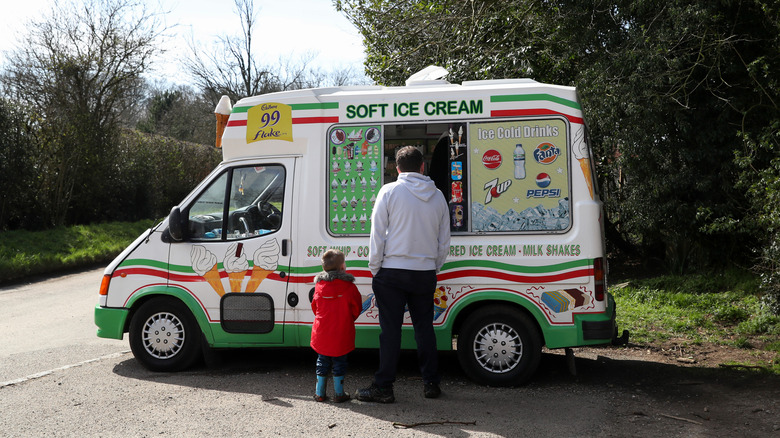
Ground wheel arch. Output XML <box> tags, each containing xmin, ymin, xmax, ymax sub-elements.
<box><xmin>448</xmin><ymin>291</ymin><xmax>547</xmax><ymax>347</ymax></box>
<box><xmin>124</xmin><ymin>285</ymin><xmax>214</xmax><ymax>344</ymax></box>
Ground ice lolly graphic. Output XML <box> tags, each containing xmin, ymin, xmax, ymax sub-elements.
<box><xmin>214</xmin><ymin>95</ymin><xmax>232</xmax><ymax>149</ymax></box>
<box><xmin>191</xmin><ymin>245</ymin><xmax>224</xmax><ymax>296</ymax></box>
<box><xmin>360</xmin><ymin>293</ymin><xmax>374</xmax><ymax>314</ymax></box>
<box><xmin>246</xmin><ymin>239</ymin><xmax>280</xmax><ymax>292</ymax></box>
<box><xmin>224</xmin><ymin>242</ymin><xmax>249</xmax><ymax>292</ymax></box>
<box><xmin>433</xmin><ymin>287</ymin><xmax>449</xmax><ymax>320</ymax></box>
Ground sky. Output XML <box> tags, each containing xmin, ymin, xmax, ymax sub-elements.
<box><xmin>0</xmin><ymin>0</ymin><xmax>366</xmax><ymax>83</ymax></box>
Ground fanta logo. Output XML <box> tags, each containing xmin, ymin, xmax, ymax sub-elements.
<box><xmin>533</xmin><ymin>143</ymin><xmax>560</xmax><ymax>164</ymax></box>
<box><xmin>482</xmin><ymin>150</ymin><xmax>502</xmax><ymax>169</ymax></box>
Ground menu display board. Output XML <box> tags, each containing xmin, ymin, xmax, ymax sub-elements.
<box><xmin>468</xmin><ymin>119</ymin><xmax>570</xmax><ymax>232</ymax></box>
<box><xmin>327</xmin><ymin>126</ymin><xmax>382</xmax><ymax>235</ymax></box>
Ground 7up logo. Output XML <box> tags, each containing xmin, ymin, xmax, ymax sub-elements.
<box><xmin>484</xmin><ymin>178</ymin><xmax>512</xmax><ymax>204</ymax></box>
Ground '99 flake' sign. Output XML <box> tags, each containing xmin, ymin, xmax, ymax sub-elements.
<box><xmin>247</xmin><ymin>103</ymin><xmax>293</xmax><ymax>143</ymax></box>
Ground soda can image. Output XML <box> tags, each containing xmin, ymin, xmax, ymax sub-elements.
<box><xmin>451</xmin><ymin>161</ymin><xmax>463</xmax><ymax>180</ymax></box>
<box><xmin>451</xmin><ymin>181</ymin><xmax>463</xmax><ymax>203</ymax></box>
<box><xmin>451</xmin><ymin>204</ymin><xmax>464</xmax><ymax>227</ymax></box>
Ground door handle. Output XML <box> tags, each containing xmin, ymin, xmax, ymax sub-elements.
<box><xmin>282</xmin><ymin>239</ymin><xmax>289</xmax><ymax>257</ymax></box>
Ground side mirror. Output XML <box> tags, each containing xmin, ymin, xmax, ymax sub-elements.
<box><xmin>167</xmin><ymin>206</ymin><xmax>185</xmax><ymax>242</ymax></box>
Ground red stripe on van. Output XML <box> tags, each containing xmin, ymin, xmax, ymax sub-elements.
<box><xmin>293</xmin><ymin>117</ymin><xmax>340</xmax><ymax>124</ymax></box>
<box><xmin>225</xmin><ymin>117</ymin><xmax>339</xmax><ymax>127</ymax></box>
<box><xmin>436</xmin><ymin>267</ymin><xmax>593</xmax><ymax>283</ymax></box>
<box><xmin>491</xmin><ymin>109</ymin><xmax>584</xmax><ymax>124</ymax></box>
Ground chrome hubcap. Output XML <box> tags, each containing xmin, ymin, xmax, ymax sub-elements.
<box><xmin>141</xmin><ymin>312</ymin><xmax>185</xmax><ymax>359</ymax></box>
<box><xmin>472</xmin><ymin>322</ymin><xmax>523</xmax><ymax>373</ymax></box>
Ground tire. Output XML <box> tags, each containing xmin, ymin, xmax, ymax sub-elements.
<box><xmin>129</xmin><ymin>297</ymin><xmax>202</xmax><ymax>372</ymax></box>
<box><xmin>456</xmin><ymin>306</ymin><xmax>542</xmax><ymax>386</ymax></box>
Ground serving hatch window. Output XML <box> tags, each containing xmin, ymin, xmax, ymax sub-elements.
<box><xmin>326</xmin><ymin>118</ymin><xmax>571</xmax><ymax>235</ymax></box>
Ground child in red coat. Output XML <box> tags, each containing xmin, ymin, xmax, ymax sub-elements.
<box><xmin>311</xmin><ymin>249</ymin><xmax>363</xmax><ymax>402</ymax></box>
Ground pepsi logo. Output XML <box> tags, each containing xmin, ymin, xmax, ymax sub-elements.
<box><xmin>536</xmin><ymin>173</ymin><xmax>551</xmax><ymax>188</ymax></box>
<box><xmin>482</xmin><ymin>150</ymin><xmax>502</xmax><ymax>169</ymax></box>
<box><xmin>533</xmin><ymin>142</ymin><xmax>561</xmax><ymax>164</ymax></box>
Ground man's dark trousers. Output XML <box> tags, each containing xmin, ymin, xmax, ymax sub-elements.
<box><xmin>372</xmin><ymin>267</ymin><xmax>440</xmax><ymax>388</ymax></box>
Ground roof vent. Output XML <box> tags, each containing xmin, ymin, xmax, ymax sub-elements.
<box><xmin>406</xmin><ymin>65</ymin><xmax>449</xmax><ymax>86</ymax></box>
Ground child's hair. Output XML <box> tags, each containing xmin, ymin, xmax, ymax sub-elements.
<box><xmin>321</xmin><ymin>249</ymin><xmax>345</xmax><ymax>271</ymax></box>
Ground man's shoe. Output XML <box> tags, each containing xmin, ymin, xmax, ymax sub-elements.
<box><xmin>355</xmin><ymin>383</ymin><xmax>395</xmax><ymax>403</ymax></box>
<box><xmin>423</xmin><ymin>382</ymin><xmax>441</xmax><ymax>399</ymax></box>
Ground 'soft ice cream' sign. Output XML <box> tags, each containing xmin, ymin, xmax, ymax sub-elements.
<box><xmin>247</xmin><ymin>103</ymin><xmax>293</xmax><ymax>143</ymax></box>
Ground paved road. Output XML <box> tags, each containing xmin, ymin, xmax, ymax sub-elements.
<box><xmin>0</xmin><ymin>268</ymin><xmax>778</xmax><ymax>437</ymax></box>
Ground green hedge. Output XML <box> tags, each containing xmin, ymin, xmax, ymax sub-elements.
<box><xmin>0</xmin><ymin>220</ymin><xmax>155</xmax><ymax>283</ymax></box>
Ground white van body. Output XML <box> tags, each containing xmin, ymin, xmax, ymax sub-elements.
<box><xmin>96</xmin><ymin>76</ymin><xmax>618</xmax><ymax>385</ymax></box>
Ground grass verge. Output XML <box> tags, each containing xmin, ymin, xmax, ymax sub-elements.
<box><xmin>611</xmin><ymin>270</ymin><xmax>780</xmax><ymax>374</ymax></box>
<box><xmin>0</xmin><ymin>220</ymin><xmax>156</xmax><ymax>284</ymax></box>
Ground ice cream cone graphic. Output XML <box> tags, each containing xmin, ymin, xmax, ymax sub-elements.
<box><xmin>227</xmin><ymin>271</ymin><xmax>244</xmax><ymax>292</ymax></box>
<box><xmin>246</xmin><ymin>239</ymin><xmax>280</xmax><ymax>293</ymax></box>
<box><xmin>203</xmin><ymin>265</ymin><xmax>224</xmax><ymax>296</ymax></box>
<box><xmin>572</xmin><ymin>125</ymin><xmax>594</xmax><ymax>199</ymax></box>
<box><xmin>245</xmin><ymin>268</ymin><xmax>271</xmax><ymax>292</ymax></box>
<box><xmin>214</xmin><ymin>95</ymin><xmax>232</xmax><ymax>148</ymax></box>
<box><xmin>224</xmin><ymin>242</ymin><xmax>249</xmax><ymax>292</ymax></box>
<box><xmin>578</xmin><ymin>158</ymin><xmax>594</xmax><ymax>199</ymax></box>
<box><xmin>191</xmin><ymin>245</ymin><xmax>225</xmax><ymax>296</ymax></box>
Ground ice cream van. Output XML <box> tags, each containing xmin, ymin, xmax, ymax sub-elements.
<box><xmin>95</xmin><ymin>67</ymin><xmax>624</xmax><ymax>386</ymax></box>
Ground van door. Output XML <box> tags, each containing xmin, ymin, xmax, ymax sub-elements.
<box><xmin>174</xmin><ymin>158</ymin><xmax>295</xmax><ymax>344</ymax></box>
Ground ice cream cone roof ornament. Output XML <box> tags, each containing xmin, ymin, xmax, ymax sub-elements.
<box><xmin>214</xmin><ymin>95</ymin><xmax>233</xmax><ymax>148</ymax></box>
<box><xmin>405</xmin><ymin>65</ymin><xmax>449</xmax><ymax>86</ymax></box>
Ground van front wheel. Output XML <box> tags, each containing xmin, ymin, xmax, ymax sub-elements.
<box><xmin>129</xmin><ymin>297</ymin><xmax>201</xmax><ymax>372</ymax></box>
<box><xmin>457</xmin><ymin>307</ymin><xmax>542</xmax><ymax>386</ymax></box>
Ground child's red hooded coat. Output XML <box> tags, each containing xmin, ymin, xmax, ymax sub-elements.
<box><xmin>310</xmin><ymin>270</ymin><xmax>363</xmax><ymax>357</ymax></box>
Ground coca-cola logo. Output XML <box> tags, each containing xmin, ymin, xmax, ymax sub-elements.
<box><xmin>482</xmin><ymin>149</ymin><xmax>502</xmax><ymax>169</ymax></box>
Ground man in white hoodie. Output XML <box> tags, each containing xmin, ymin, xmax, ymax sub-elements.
<box><xmin>356</xmin><ymin>146</ymin><xmax>451</xmax><ymax>403</ymax></box>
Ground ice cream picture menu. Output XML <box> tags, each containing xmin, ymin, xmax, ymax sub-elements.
<box><xmin>327</xmin><ymin>126</ymin><xmax>382</xmax><ymax>235</ymax></box>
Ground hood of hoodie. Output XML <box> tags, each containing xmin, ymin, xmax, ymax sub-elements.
<box><xmin>397</xmin><ymin>172</ymin><xmax>439</xmax><ymax>202</ymax></box>
<box><xmin>314</xmin><ymin>270</ymin><xmax>355</xmax><ymax>283</ymax></box>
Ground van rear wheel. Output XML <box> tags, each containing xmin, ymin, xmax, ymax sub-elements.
<box><xmin>457</xmin><ymin>306</ymin><xmax>542</xmax><ymax>386</ymax></box>
<box><xmin>129</xmin><ymin>297</ymin><xmax>201</xmax><ymax>372</ymax></box>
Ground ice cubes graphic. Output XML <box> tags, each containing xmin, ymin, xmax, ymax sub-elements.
<box><xmin>471</xmin><ymin>198</ymin><xmax>570</xmax><ymax>231</ymax></box>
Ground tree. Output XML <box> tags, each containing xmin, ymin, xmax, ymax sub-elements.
<box><xmin>0</xmin><ymin>99</ymin><xmax>40</xmax><ymax>230</ymax></box>
<box><xmin>338</xmin><ymin>0</ymin><xmax>780</xmax><ymax>273</ymax></box>
<box><xmin>184</xmin><ymin>0</ymin><xmax>366</xmax><ymax>106</ymax></box>
<box><xmin>136</xmin><ymin>83</ymin><xmax>215</xmax><ymax>145</ymax></box>
<box><xmin>1</xmin><ymin>0</ymin><xmax>166</xmax><ymax>226</ymax></box>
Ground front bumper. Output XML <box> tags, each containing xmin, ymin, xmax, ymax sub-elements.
<box><xmin>94</xmin><ymin>305</ymin><xmax>129</xmax><ymax>340</ymax></box>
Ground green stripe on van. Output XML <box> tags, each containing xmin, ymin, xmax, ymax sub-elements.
<box><xmin>232</xmin><ymin>102</ymin><xmax>339</xmax><ymax>113</ymax></box>
<box><xmin>119</xmin><ymin>258</ymin><xmax>169</xmax><ymax>270</ymax></box>
<box><xmin>491</xmin><ymin>93</ymin><xmax>581</xmax><ymax>110</ymax></box>
<box><xmin>441</xmin><ymin>258</ymin><xmax>590</xmax><ymax>273</ymax></box>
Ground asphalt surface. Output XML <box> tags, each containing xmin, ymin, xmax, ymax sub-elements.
<box><xmin>1</xmin><ymin>267</ymin><xmax>778</xmax><ymax>437</ymax></box>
